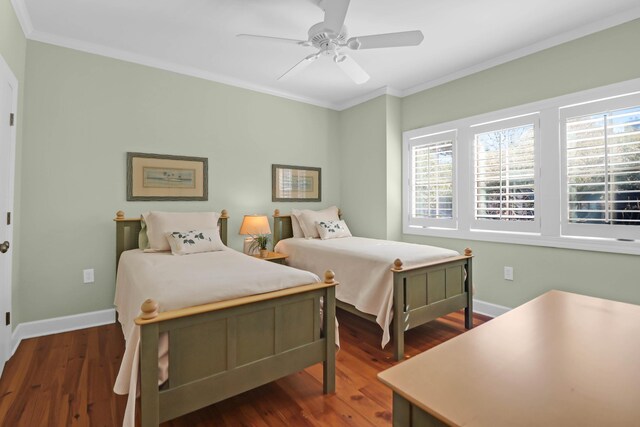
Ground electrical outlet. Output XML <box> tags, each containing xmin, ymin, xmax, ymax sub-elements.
<box><xmin>83</xmin><ymin>269</ymin><xmax>95</xmax><ymax>284</ymax></box>
<box><xmin>504</xmin><ymin>266</ymin><xmax>514</xmax><ymax>281</ymax></box>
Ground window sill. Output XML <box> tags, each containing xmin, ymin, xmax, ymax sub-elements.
<box><xmin>404</xmin><ymin>225</ymin><xmax>640</xmax><ymax>256</ymax></box>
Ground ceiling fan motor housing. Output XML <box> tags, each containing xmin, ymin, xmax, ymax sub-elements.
<box><xmin>309</xmin><ymin>22</ymin><xmax>347</xmax><ymax>51</ymax></box>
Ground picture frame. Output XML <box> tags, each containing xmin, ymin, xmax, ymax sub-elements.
<box><xmin>272</xmin><ymin>164</ymin><xmax>321</xmax><ymax>202</ymax></box>
<box><xmin>127</xmin><ymin>152</ymin><xmax>208</xmax><ymax>201</ymax></box>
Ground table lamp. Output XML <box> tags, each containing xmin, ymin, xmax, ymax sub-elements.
<box><xmin>239</xmin><ymin>214</ymin><xmax>271</xmax><ymax>257</ymax></box>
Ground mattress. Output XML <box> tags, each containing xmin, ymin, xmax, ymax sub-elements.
<box><xmin>113</xmin><ymin>248</ymin><xmax>321</xmax><ymax>427</ymax></box>
<box><xmin>275</xmin><ymin>236</ymin><xmax>459</xmax><ymax>348</ymax></box>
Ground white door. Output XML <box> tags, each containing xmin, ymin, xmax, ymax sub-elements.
<box><xmin>0</xmin><ymin>55</ymin><xmax>17</xmax><ymax>377</ymax></box>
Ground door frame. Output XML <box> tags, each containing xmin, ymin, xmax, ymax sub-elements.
<box><xmin>0</xmin><ymin>53</ymin><xmax>18</xmax><ymax>376</ymax></box>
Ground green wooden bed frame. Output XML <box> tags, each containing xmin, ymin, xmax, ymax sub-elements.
<box><xmin>272</xmin><ymin>209</ymin><xmax>473</xmax><ymax>361</ymax></box>
<box><xmin>114</xmin><ymin>211</ymin><xmax>337</xmax><ymax>427</ymax></box>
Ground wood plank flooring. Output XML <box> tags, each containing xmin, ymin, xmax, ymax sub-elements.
<box><xmin>0</xmin><ymin>309</ymin><xmax>489</xmax><ymax>426</ymax></box>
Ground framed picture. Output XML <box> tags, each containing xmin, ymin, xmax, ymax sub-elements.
<box><xmin>127</xmin><ymin>152</ymin><xmax>208</xmax><ymax>201</ymax></box>
<box><xmin>272</xmin><ymin>164</ymin><xmax>321</xmax><ymax>202</ymax></box>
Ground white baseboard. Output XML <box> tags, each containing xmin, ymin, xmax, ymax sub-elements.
<box><xmin>473</xmin><ymin>299</ymin><xmax>511</xmax><ymax>318</ymax></box>
<box><xmin>11</xmin><ymin>308</ymin><xmax>116</xmax><ymax>356</ymax></box>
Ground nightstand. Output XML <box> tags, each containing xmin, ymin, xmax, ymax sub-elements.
<box><xmin>251</xmin><ymin>251</ymin><xmax>288</xmax><ymax>265</ymax></box>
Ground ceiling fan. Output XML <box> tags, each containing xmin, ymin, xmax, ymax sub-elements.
<box><xmin>237</xmin><ymin>0</ymin><xmax>424</xmax><ymax>84</ymax></box>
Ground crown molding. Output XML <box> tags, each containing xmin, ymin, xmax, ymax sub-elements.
<box><xmin>11</xmin><ymin>0</ymin><xmax>640</xmax><ymax>111</ymax></box>
<box><xmin>401</xmin><ymin>7</ymin><xmax>640</xmax><ymax>98</ymax></box>
<box><xmin>26</xmin><ymin>29</ymin><xmax>342</xmax><ymax>110</ymax></box>
<box><xmin>27</xmin><ymin>27</ymin><xmax>402</xmax><ymax>112</ymax></box>
<box><xmin>334</xmin><ymin>86</ymin><xmax>403</xmax><ymax>111</ymax></box>
<box><xmin>10</xmin><ymin>0</ymin><xmax>33</xmax><ymax>37</ymax></box>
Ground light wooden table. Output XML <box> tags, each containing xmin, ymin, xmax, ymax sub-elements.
<box><xmin>378</xmin><ymin>290</ymin><xmax>640</xmax><ymax>427</ymax></box>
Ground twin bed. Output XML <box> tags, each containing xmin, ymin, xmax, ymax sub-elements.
<box><xmin>113</xmin><ymin>207</ymin><xmax>474</xmax><ymax>426</ymax></box>
<box><xmin>113</xmin><ymin>211</ymin><xmax>337</xmax><ymax>427</ymax></box>
<box><xmin>272</xmin><ymin>208</ymin><xmax>474</xmax><ymax>361</ymax></box>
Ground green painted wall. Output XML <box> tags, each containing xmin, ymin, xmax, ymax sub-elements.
<box><xmin>401</xmin><ymin>19</ymin><xmax>640</xmax><ymax>309</ymax></box>
<box><xmin>0</xmin><ymin>0</ymin><xmax>26</xmax><ymax>76</ymax></box>
<box><xmin>385</xmin><ymin>96</ymin><xmax>402</xmax><ymax>241</ymax></box>
<box><xmin>403</xmin><ymin>19</ymin><xmax>640</xmax><ymax>130</ymax></box>
<box><xmin>0</xmin><ymin>0</ymin><xmax>26</xmax><ymax>329</ymax></box>
<box><xmin>17</xmin><ymin>41</ymin><xmax>340</xmax><ymax>324</ymax></box>
<box><xmin>338</xmin><ymin>94</ymin><xmax>403</xmax><ymax>240</ymax></box>
<box><xmin>338</xmin><ymin>95</ymin><xmax>388</xmax><ymax>238</ymax></box>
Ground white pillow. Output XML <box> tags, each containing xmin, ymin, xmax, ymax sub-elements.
<box><xmin>166</xmin><ymin>229</ymin><xmax>226</xmax><ymax>255</ymax></box>
<box><xmin>139</xmin><ymin>214</ymin><xmax>150</xmax><ymax>249</ymax></box>
<box><xmin>290</xmin><ymin>209</ymin><xmax>305</xmax><ymax>238</ymax></box>
<box><xmin>297</xmin><ymin>206</ymin><xmax>340</xmax><ymax>239</ymax></box>
<box><xmin>142</xmin><ymin>211</ymin><xmax>221</xmax><ymax>252</ymax></box>
<box><xmin>316</xmin><ymin>220</ymin><xmax>352</xmax><ymax>240</ymax></box>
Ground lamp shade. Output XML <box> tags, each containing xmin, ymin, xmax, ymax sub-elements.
<box><xmin>239</xmin><ymin>215</ymin><xmax>271</xmax><ymax>235</ymax></box>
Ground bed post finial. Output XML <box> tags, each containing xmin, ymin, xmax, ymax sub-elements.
<box><xmin>324</xmin><ymin>270</ymin><xmax>335</xmax><ymax>284</ymax></box>
<box><xmin>140</xmin><ymin>299</ymin><xmax>159</xmax><ymax>320</ymax></box>
<box><xmin>464</xmin><ymin>247</ymin><xmax>472</xmax><ymax>256</ymax></box>
<box><xmin>393</xmin><ymin>259</ymin><xmax>403</xmax><ymax>271</ymax></box>
<box><xmin>220</xmin><ymin>209</ymin><xmax>228</xmax><ymax>218</ymax></box>
<box><xmin>274</xmin><ymin>209</ymin><xmax>280</xmax><ymax>217</ymax></box>
<box><xmin>116</xmin><ymin>210</ymin><xmax>125</xmax><ymax>220</ymax></box>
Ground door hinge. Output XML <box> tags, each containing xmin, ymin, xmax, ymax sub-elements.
<box><xmin>5</xmin><ymin>312</ymin><xmax>9</xmax><ymax>326</ymax></box>
<box><xmin>9</xmin><ymin>113</ymin><xmax>15</xmax><ymax>127</ymax></box>
<box><xmin>6</xmin><ymin>212</ymin><xmax>10</xmax><ymax>225</ymax></box>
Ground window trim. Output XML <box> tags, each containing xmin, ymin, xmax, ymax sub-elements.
<box><xmin>470</xmin><ymin>114</ymin><xmax>540</xmax><ymax>233</ymax></box>
<box><xmin>406</xmin><ymin>129</ymin><xmax>457</xmax><ymax>230</ymax></box>
<box><xmin>559</xmin><ymin>92</ymin><xmax>640</xmax><ymax>241</ymax></box>
<box><xmin>402</xmin><ymin>77</ymin><xmax>640</xmax><ymax>256</ymax></box>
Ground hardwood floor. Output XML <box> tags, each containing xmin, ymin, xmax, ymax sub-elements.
<box><xmin>0</xmin><ymin>309</ymin><xmax>490</xmax><ymax>426</ymax></box>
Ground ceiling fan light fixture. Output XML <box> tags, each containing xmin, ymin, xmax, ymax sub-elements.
<box><xmin>307</xmin><ymin>53</ymin><xmax>321</xmax><ymax>61</ymax></box>
<box><xmin>346</xmin><ymin>37</ymin><xmax>361</xmax><ymax>50</ymax></box>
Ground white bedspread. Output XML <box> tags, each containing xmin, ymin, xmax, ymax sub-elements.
<box><xmin>113</xmin><ymin>248</ymin><xmax>321</xmax><ymax>427</ymax></box>
<box><xmin>275</xmin><ymin>237</ymin><xmax>459</xmax><ymax>349</ymax></box>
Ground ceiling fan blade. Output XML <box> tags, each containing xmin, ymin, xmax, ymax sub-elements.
<box><xmin>347</xmin><ymin>30</ymin><xmax>424</xmax><ymax>50</ymax></box>
<box><xmin>322</xmin><ymin>0</ymin><xmax>350</xmax><ymax>35</ymax></box>
<box><xmin>334</xmin><ymin>54</ymin><xmax>369</xmax><ymax>84</ymax></box>
<box><xmin>237</xmin><ymin>34</ymin><xmax>308</xmax><ymax>46</ymax></box>
<box><xmin>278</xmin><ymin>53</ymin><xmax>319</xmax><ymax>81</ymax></box>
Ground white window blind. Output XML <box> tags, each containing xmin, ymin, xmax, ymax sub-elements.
<box><xmin>403</xmin><ymin>81</ymin><xmax>640</xmax><ymax>254</ymax></box>
<box><xmin>563</xmin><ymin>100</ymin><xmax>640</xmax><ymax>239</ymax></box>
<box><xmin>472</xmin><ymin>116</ymin><xmax>539</xmax><ymax>232</ymax></box>
<box><xmin>408</xmin><ymin>130</ymin><xmax>456</xmax><ymax>229</ymax></box>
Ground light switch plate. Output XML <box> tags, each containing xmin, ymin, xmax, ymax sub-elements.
<box><xmin>504</xmin><ymin>266</ymin><xmax>514</xmax><ymax>281</ymax></box>
<box><xmin>83</xmin><ymin>268</ymin><xmax>95</xmax><ymax>284</ymax></box>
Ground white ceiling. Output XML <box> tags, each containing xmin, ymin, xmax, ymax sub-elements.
<box><xmin>13</xmin><ymin>0</ymin><xmax>640</xmax><ymax>110</ymax></box>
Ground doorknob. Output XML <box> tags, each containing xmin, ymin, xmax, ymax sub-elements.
<box><xmin>0</xmin><ymin>241</ymin><xmax>9</xmax><ymax>253</ymax></box>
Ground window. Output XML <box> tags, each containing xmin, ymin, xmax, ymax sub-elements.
<box><xmin>561</xmin><ymin>96</ymin><xmax>640</xmax><ymax>240</ymax></box>
<box><xmin>403</xmin><ymin>79</ymin><xmax>640</xmax><ymax>255</ymax></box>
<box><xmin>407</xmin><ymin>130</ymin><xmax>456</xmax><ymax>229</ymax></box>
<box><xmin>471</xmin><ymin>116</ymin><xmax>539</xmax><ymax>232</ymax></box>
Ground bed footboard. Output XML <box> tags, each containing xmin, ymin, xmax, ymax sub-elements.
<box><xmin>137</xmin><ymin>273</ymin><xmax>337</xmax><ymax>426</ymax></box>
<box><xmin>391</xmin><ymin>250</ymin><xmax>473</xmax><ymax>360</ymax></box>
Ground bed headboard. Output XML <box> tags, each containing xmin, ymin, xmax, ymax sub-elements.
<box><xmin>272</xmin><ymin>208</ymin><xmax>341</xmax><ymax>247</ymax></box>
<box><xmin>273</xmin><ymin>209</ymin><xmax>293</xmax><ymax>248</ymax></box>
<box><xmin>114</xmin><ymin>210</ymin><xmax>229</xmax><ymax>268</ymax></box>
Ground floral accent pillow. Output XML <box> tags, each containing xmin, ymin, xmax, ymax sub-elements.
<box><xmin>298</xmin><ymin>206</ymin><xmax>340</xmax><ymax>239</ymax></box>
<box><xmin>166</xmin><ymin>229</ymin><xmax>226</xmax><ymax>255</ymax></box>
<box><xmin>143</xmin><ymin>211</ymin><xmax>221</xmax><ymax>252</ymax></box>
<box><xmin>315</xmin><ymin>220</ymin><xmax>352</xmax><ymax>240</ymax></box>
